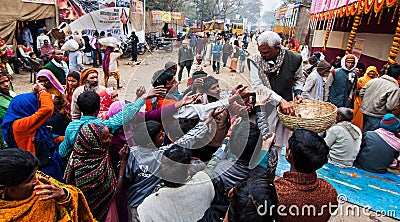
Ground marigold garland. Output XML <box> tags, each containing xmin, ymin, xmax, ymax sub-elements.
<box><xmin>323</xmin><ymin>20</ymin><xmax>332</xmax><ymax>53</ymax></box>
<box><xmin>387</xmin><ymin>0</ymin><xmax>397</xmax><ymax>8</ymax></box>
<box><xmin>388</xmin><ymin>16</ymin><xmax>400</xmax><ymax>64</ymax></box>
<box><xmin>365</xmin><ymin>0</ymin><xmax>375</xmax><ymax>14</ymax></box>
<box><xmin>375</xmin><ymin>0</ymin><xmax>385</xmax><ymax>14</ymax></box>
<box><xmin>346</xmin><ymin>15</ymin><xmax>361</xmax><ymax>54</ymax></box>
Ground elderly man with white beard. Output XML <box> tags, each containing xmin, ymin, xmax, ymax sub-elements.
<box><xmin>70</xmin><ymin>68</ymin><xmax>106</xmax><ymax>121</ymax></box>
<box><xmin>247</xmin><ymin>31</ymin><xmax>305</xmax><ymax>154</ymax></box>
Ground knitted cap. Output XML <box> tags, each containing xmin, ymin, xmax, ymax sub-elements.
<box><xmin>380</xmin><ymin>114</ymin><xmax>400</xmax><ymax>133</ymax></box>
<box><xmin>316</xmin><ymin>60</ymin><xmax>331</xmax><ymax>69</ymax></box>
<box><xmin>164</xmin><ymin>61</ymin><xmax>177</xmax><ymax>70</ymax></box>
<box><xmin>192</xmin><ymin>70</ymin><xmax>207</xmax><ymax>80</ymax></box>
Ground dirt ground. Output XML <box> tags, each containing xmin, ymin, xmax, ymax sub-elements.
<box><xmin>11</xmin><ymin>41</ymin><xmax>399</xmax><ymax>222</ymax></box>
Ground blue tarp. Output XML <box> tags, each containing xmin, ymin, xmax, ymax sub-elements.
<box><xmin>276</xmin><ymin>148</ymin><xmax>400</xmax><ymax>220</ymax></box>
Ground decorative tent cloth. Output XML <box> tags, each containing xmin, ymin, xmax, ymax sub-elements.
<box><xmin>310</xmin><ymin>0</ymin><xmax>396</xmax><ymax>20</ymax></box>
<box><xmin>276</xmin><ymin>148</ymin><xmax>400</xmax><ymax>220</ymax></box>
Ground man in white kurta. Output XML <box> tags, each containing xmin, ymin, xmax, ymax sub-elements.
<box><xmin>248</xmin><ymin>31</ymin><xmax>305</xmax><ymax>150</ymax></box>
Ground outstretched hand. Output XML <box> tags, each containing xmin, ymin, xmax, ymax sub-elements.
<box><xmin>141</xmin><ymin>86</ymin><xmax>167</xmax><ymax>100</ymax></box>
<box><xmin>135</xmin><ymin>86</ymin><xmax>146</xmax><ymax>99</ymax></box>
<box><xmin>205</xmin><ymin>107</ymin><xmax>226</xmax><ymax>124</ymax></box>
<box><xmin>119</xmin><ymin>144</ymin><xmax>130</xmax><ymax>162</ymax></box>
<box><xmin>175</xmin><ymin>92</ymin><xmax>199</xmax><ymax>108</ymax></box>
<box><xmin>34</xmin><ymin>176</ymin><xmax>67</xmax><ymax>202</ymax></box>
<box><xmin>228</xmin><ymin>84</ymin><xmax>249</xmax><ymax>103</ymax></box>
<box><xmin>255</xmin><ymin>89</ymin><xmax>272</xmax><ymax>106</ymax></box>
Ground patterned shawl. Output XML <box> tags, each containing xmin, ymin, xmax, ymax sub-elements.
<box><xmin>64</xmin><ymin>123</ymin><xmax>116</xmax><ymax>221</ymax></box>
<box><xmin>251</xmin><ymin>46</ymin><xmax>285</xmax><ymax>89</ymax></box>
<box><xmin>0</xmin><ymin>171</ymin><xmax>95</xmax><ymax>222</ymax></box>
<box><xmin>36</xmin><ymin>69</ymin><xmax>64</xmax><ymax>93</ymax></box>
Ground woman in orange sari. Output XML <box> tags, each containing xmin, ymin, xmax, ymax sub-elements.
<box><xmin>0</xmin><ymin>148</ymin><xmax>94</xmax><ymax>222</ymax></box>
<box><xmin>352</xmin><ymin>66</ymin><xmax>378</xmax><ymax>130</ymax></box>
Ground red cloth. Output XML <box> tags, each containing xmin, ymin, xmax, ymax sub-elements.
<box><xmin>275</xmin><ymin>171</ymin><xmax>338</xmax><ymax>222</ymax></box>
<box><xmin>145</xmin><ymin>96</ymin><xmax>176</xmax><ymax>111</ymax></box>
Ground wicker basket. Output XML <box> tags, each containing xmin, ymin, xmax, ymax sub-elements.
<box><xmin>277</xmin><ymin>100</ymin><xmax>337</xmax><ymax>133</ymax></box>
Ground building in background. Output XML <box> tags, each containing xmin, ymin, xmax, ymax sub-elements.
<box><xmin>309</xmin><ymin>0</ymin><xmax>399</xmax><ymax>69</ymax></box>
<box><xmin>272</xmin><ymin>3</ymin><xmax>311</xmax><ymax>46</ymax></box>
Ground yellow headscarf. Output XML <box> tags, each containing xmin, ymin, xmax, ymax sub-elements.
<box><xmin>358</xmin><ymin>66</ymin><xmax>378</xmax><ymax>89</ymax></box>
<box><xmin>0</xmin><ymin>171</ymin><xmax>95</xmax><ymax>222</ymax></box>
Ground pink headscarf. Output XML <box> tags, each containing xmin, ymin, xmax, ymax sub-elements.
<box><xmin>36</xmin><ymin>69</ymin><xmax>64</xmax><ymax>93</ymax></box>
<box><xmin>108</xmin><ymin>100</ymin><xmax>126</xmax><ymax>118</ymax></box>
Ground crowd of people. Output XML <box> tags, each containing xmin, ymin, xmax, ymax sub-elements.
<box><xmin>0</xmin><ymin>28</ymin><xmax>399</xmax><ymax>222</ymax></box>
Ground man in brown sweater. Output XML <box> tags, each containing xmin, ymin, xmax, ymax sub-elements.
<box><xmin>275</xmin><ymin>129</ymin><xmax>338</xmax><ymax>222</ymax></box>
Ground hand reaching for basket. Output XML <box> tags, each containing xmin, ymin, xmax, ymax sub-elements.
<box><xmin>279</xmin><ymin>98</ymin><xmax>295</xmax><ymax>116</ymax></box>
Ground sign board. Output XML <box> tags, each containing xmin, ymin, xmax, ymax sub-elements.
<box><xmin>161</xmin><ymin>12</ymin><xmax>172</xmax><ymax>23</ymax></box>
<box><xmin>69</xmin><ymin>7</ymin><xmax>132</xmax><ymax>38</ymax></box>
<box><xmin>152</xmin><ymin>11</ymin><xmax>162</xmax><ymax>23</ymax></box>
<box><xmin>132</xmin><ymin>0</ymin><xmax>143</xmax><ymax>14</ymax></box>
<box><xmin>352</xmin><ymin>38</ymin><xmax>366</xmax><ymax>59</ymax></box>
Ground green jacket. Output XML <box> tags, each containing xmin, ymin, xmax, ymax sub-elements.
<box><xmin>44</xmin><ymin>61</ymin><xmax>66</xmax><ymax>85</ymax></box>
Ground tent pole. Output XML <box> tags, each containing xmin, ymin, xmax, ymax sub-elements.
<box><xmin>143</xmin><ymin>0</ymin><xmax>146</xmax><ymax>32</ymax></box>
<box><xmin>54</xmin><ymin>0</ymin><xmax>59</xmax><ymax>25</ymax></box>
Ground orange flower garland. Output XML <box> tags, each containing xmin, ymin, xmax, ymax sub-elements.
<box><xmin>387</xmin><ymin>0</ymin><xmax>397</xmax><ymax>8</ymax></box>
<box><xmin>364</xmin><ymin>0</ymin><xmax>374</xmax><ymax>14</ymax></box>
<box><xmin>388</xmin><ymin>17</ymin><xmax>400</xmax><ymax>64</ymax></box>
<box><xmin>374</xmin><ymin>0</ymin><xmax>385</xmax><ymax>14</ymax></box>
<box><xmin>323</xmin><ymin>20</ymin><xmax>332</xmax><ymax>53</ymax></box>
<box><xmin>346</xmin><ymin>14</ymin><xmax>362</xmax><ymax>54</ymax></box>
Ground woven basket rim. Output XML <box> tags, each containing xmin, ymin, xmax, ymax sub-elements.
<box><xmin>277</xmin><ymin>100</ymin><xmax>337</xmax><ymax>117</ymax></box>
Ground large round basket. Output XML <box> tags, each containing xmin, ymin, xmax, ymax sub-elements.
<box><xmin>277</xmin><ymin>100</ymin><xmax>337</xmax><ymax>133</ymax></box>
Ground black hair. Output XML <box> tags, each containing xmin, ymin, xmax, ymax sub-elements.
<box><xmin>337</xmin><ymin>107</ymin><xmax>354</xmax><ymax>121</ymax></box>
<box><xmin>152</xmin><ymin>69</ymin><xmax>174</xmax><ymax>87</ymax></box>
<box><xmin>77</xmin><ymin>91</ymin><xmax>100</xmax><ymax>115</ymax></box>
<box><xmin>228</xmin><ymin>176</ymin><xmax>277</xmax><ymax>222</ymax></box>
<box><xmin>288</xmin><ymin>129</ymin><xmax>329</xmax><ymax>173</ymax></box>
<box><xmin>229</xmin><ymin>122</ymin><xmax>262</xmax><ymax>163</ymax></box>
<box><xmin>0</xmin><ymin>148</ymin><xmax>39</xmax><ymax>186</ymax></box>
<box><xmin>356</xmin><ymin>62</ymin><xmax>365</xmax><ymax>70</ymax></box>
<box><xmin>234</xmin><ymin>40</ymin><xmax>239</xmax><ymax>47</ymax></box>
<box><xmin>202</xmin><ymin>76</ymin><xmax>219</xmax><ymax>93</ymax></box>
<box><xmin>313</xmin><ymin>52</ymin><xmax>321</xmax><ymax>59</ymax></box>
<box><xmin>387</xmin><ymin>64</ymin><xmax>400</xmax><ymax>79</ymax></box>
<box><xmin>0</xmin><ymin>71</ymin><xmax>8</xmax><ymax>79</ymax></box>
<box><xmin>100</xmin><ymin>31</ymin><xmax>105</xmax><ymax>36</ymax></box>
<box><xmin>93</xmin><ymin>30</ymin><xmax>99</xmax><ymax>37</ymax></box>
<box><xmin>67</xmin><ymin>70</ymin><xmax>80</xmax><ymax>81</ymax></box>
<box><xmin>28</xmin><ymin>52</ymin><xmax>35</xmax><ymax>57</ymax></box>
<box><xmin>308</xmin><ymin>55</ymin><xmax>318</xmax><ymax>64</ymax></box>
<box><xmin>133</xmin><ymin>120</ymin><xmax>163</xmax><ymax>147</ymax></box>
<box><xmin>158</xmin><ymin>145</ymin><xmax>192</xmax><ymax>187</ymax></box>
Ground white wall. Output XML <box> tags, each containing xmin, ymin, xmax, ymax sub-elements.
<box><xmin>312</xmin><ymin>30</ymin><xmax>396</xmax><ymax>61</ymax></box>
